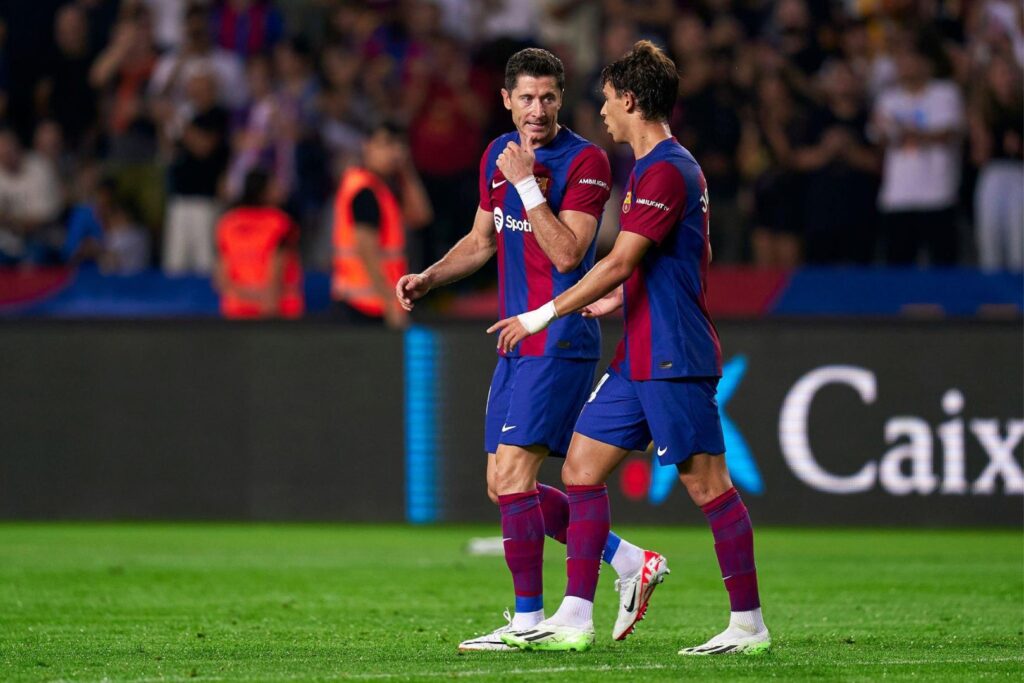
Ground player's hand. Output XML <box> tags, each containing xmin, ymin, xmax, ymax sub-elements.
<box><xmin>395</xmin><ymin>273</ymin><xmax>430</xmax><ymax>311</ymax></box>
<box><xmin>496</xmin><ymin>137</ymin><xmax>536</xmax><ymax>185</ymax></box>
<box><xmin>487</xmin><ymin>316</ymin><xmax>531</xmax><ymax>354</ymax></box>
<box><xmin>581</xmin><ymin>286</ymin><xmax>624</xmax><ymax>318</ymax></box>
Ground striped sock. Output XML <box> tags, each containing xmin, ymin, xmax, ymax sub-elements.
<box><xmin>565</xmin><ymin>484</ymin><xmax>609</xmax><ymax>602</ymax></box>
<box><xmin>702</xmin><ymin>487</ymin><xmax>761</xmax><ymax>612</ymax></box>
<box><xmin>538</xmin><ymin>484</ymin><xmax>638</xmax><ymax>576</ymax></box>
<box><xmin>499</xmin><ymin>490</ymin><xmax>545</xmax><ymax>616</ymax></box>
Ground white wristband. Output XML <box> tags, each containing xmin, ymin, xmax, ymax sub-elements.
<box><xmin>514</xmin><ymin>176</ymin><xmax>547</xmax><ymax>211</ymax></box>
<box><xmin>517</xmin><ymin>300</ymin><xmax>559</xmax><ymax>334</ymax></box>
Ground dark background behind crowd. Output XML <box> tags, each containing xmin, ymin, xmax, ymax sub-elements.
<box><xmin>0</xmin><ymin>0</ymin><xmax>1021</xmax><ymax>280</ymax></box>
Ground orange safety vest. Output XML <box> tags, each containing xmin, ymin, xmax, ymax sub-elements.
<box><xmin>216</xmin><ymin>206</ymin><xmax>304</xmax><ymax>319</ymax></box>
<box><xmin>331</xmin><ymin>167</ymin><xmax>406</xmax><ymax>317</ymax></box>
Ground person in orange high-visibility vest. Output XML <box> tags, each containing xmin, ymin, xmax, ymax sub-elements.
<box><xmin>332</xmin><ymin>121</ymin><xmax>432</xmax><ymax>327</ymax></box>
<box><xmin>214</xmin><ymin>170</ymin><xmax>304</xmax><ymax>319</ymax></box>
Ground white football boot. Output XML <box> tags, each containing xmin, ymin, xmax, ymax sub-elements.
<box><xmin>678</xmin><ymin>621</ymin><xmax>771</xmax><ymax>655</ymax></box>
<box><xmin>457</xmin><ymin>609</ymin><xmax>520</xmax><ymax>652</ymax></box>
<box><xmin>612</xmin><ymin>550</ymin><xmax>670</xmax><ymax>640</ymax></box>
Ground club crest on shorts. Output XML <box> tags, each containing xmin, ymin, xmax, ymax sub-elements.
<box><xmin>622</xmin><ymin>191</ymin><xmax>632</xmax><ymax>213</ymax></box>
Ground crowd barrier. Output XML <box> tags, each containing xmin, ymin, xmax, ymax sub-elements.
<box><xmin>0</xmin><ymin>320</ymin><xmax>1019</xmax><ymax>526</ymax></box>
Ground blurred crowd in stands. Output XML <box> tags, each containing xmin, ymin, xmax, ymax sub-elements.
<box><xmin>0</xmin><ymin>0</ymin><xmax>1020</xmax><ymax>278</ymax></box>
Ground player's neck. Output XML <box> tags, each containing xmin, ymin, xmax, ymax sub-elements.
<box><xmin>628</xmin><ymin>121</ymin><xmax>673</xmax><ymax>160</ymax></box>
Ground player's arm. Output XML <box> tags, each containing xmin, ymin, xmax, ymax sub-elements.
<box><xmin>488</xmin><ymin>231</ymin><xmax>652</xmax><ymax>353</ymax></box>
<box><xmin>490</xmin><ymin>161</ymin><xmax>683</xmax><ymax>352</ymax></box>
<box><xmin>395</xmin><ymin>207</ymin><xmax>496</xmax><ymax>310</ymax></box>
<box><xmin>498</xmin><ymin>138</ymin><xmax>609</xmax><ymax>273</ymax></box>
<box><xmin>524</xmin><ymin>206</ymin><xmax>596</xmax><ymax>274</ymax></box>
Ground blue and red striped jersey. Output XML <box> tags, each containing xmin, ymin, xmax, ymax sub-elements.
<box><xmin>479</xmin><ymin>127</ymin><xmax>612</xmax><ymax>359</ymax></box>
<box><xmin>610</xmin><ymin>137</ymin><xmax>722</xmax><ymax>380</ymax></box>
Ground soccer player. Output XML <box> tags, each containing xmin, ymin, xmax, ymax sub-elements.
<box><xmin>395</xmin><ymin>48</ymin><xmax>669</xmax><ymax>651</ymax></box>
<box><xmin>490</xmin><ymin>41</ymin><xmax>771</xmax><ymax>655</ymax></box>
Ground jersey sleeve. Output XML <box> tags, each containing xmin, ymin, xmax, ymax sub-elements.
<box><xmin>559</xmin><ymin>145</ymin><xmax>612</xmax><ymax>218</ymax></box>
<box><xmin>478</xmin><ymin>140</ymin><xmax>496</xmax><ymax>211</ymax></box>
<box><xmin>620</xmin><ymin>161</ymin><xmax>687</xmax><ymax>245</ymax></box>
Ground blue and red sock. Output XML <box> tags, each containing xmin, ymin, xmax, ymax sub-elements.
<box><xmin>537</xmin><ymin>483</ymin><xmax>623</xmax><ymax>562</ymax></box>
<box><xmin>702</xmin><ymin>487</ymin><xmax>760</xmax><ymax>612</ymax></box>
<box><xmin>498</xmin><ymin>490</ymin><xmax>545</xmax><ymax>614</ymax></box>
<box><xmin>565</xmin><ymin>484</ymin><xmax>610</xmax><ymax>601</ymax></box>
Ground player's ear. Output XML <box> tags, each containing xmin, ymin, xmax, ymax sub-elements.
<box><xmin>623</xmin><ymin>91</ymin><xmax>636</xmax><ymax>113</ymax></box>
<box><xmin>500</xmin><ymin>88</ymin><xmax>512</xmax><ymax>111</ymax></box>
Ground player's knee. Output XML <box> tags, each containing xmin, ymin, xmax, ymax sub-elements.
<box><xmin>494</xmin><ymin>461</ymin><xmax>535</xmax><ymax>495</ymax></box>
<box><xmin>560</xmin><ymin>457</ymin><xmax>589</xmax><ymax>487</ymax></box>
<box><xmin>678</xmin><ymin>471</ymin><xmax>730</xmax><ymax>507</ymax></box>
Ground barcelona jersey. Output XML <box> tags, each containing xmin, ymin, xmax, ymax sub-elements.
<box><xmin>479</xmin><ymin>127</ymin><xmax>611</xmax><ymax>359</ymax></box>
<box><xmin>610</xmin><ymin>137</ymin><xmax>722</xmax><ymax>380</ymax></box>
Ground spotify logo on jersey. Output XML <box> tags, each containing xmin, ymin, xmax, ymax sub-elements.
<box><xmin>493</xmin><ymin>207</ymin><xmax>504</xmax><ymax>233</ymax></box>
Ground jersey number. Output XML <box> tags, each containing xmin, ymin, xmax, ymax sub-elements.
<box><xmin>699</xmin><ymin>186</ymin><xmax>710</xmax><ymax>235</ymax></box>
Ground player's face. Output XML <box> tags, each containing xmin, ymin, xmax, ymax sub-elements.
<box><xmin>502</xmin><ymin>75</ymin><xmax>562</xmax><ymax>146</ymax></box>
<box><xmin>599</xmin><ymin>81</ymin><xmax>628</xmax><ymax>143</ymax></box>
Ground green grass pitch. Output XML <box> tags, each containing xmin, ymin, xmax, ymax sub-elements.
<box><xmin>1</xmin><ymin>524</ymin><xmax>1021</xmax><ymax>681</ymax></box>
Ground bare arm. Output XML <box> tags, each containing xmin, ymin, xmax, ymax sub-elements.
<box><xmin>395</xmin><ymin>207</ymin><xmax>496</xmax><ymax>310</ymax></box>
<box><xmin>525</xmin><ymin>206</ymin><xmax>598</xmax><ymax>273</ymax></box>
<box><xmin>488</xmin><ymin>231</ymin><xmax>652</xmax><ymax>353</ymax></box>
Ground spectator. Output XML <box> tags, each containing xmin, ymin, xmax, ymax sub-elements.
<box><xmin>90</xmin><ymin>1</ymin><xmax>164</xmax><ymax>234</ymax></box>
<box><xmin>673</xmin><ymin>36</ymin><xmax>744</xmax><ymax>263</ymax></box>
<box><xmin>872</xmin><ymin>38</ymin><xmax>965</xmax><ymax>266</ymax></box>
<box><xmin>764</xmin><ymin>0</ymin><xmax>825</xmax><ymax>101</ymax></box>
<box><xmin>36</xmin><ymin>4</ymin><xmax>99</xmax><ymax>153</ymax></box>
<box><xmin>149</xmin><ymin>1</ymin><xmax>247</xmax><ymax>119</ymax></box>
<box><xmin>331</xmin><ymin>121</ymin><xmax>432</xmax><ymax>328</ymax></box>
<box><xmin>63</xmin><ymin>167</ymin><xmax>151</xmax><ymax>275</ymax></box>
<box><xmin>144</xmin><ymin>0</ymin><xmax>187</xmax><ymax>52</ymax></box>
<box><xmin>403</xmin><ymin>34</ymin><xmax>488</xmax><ymax>271</ymax></box>
<box><xmin>273</xmin><ymin>36</ymin><xmax>320</xmax><ymax>133</ymax></box>
<box><xmin>215</xmin><ymin>169</ymin><xmax>304</xmax><ymax>318</ymax></box>
<box><xmin>969</xmin><ymin>53</ymin><xmax>1023</xmax><ymax>272</ymax></box>
<box><xmin>62</xmin><ymin>164</ymin><xmax>111</xmax><ymax>265</ymax></box>
<box><xmin>99</xmin><ymin>199</ymin><xmax>152</xmax><ymax>275</ymax></box>
<box><xmin>32</xmin><ymin>119</ymin><xmax>74</xmax><ymax>203</ymax></box>
<box><xmin>162</xmin><ymin>68</ymin><xmax>231</xmax><ymax>275</ymax></box>
<box><xmin>226</xmin><ymin>54</ymin><xmax>296</xmax><ymax>203</ymax></box>
<box><xmin>90</xmin><ymin>0</ymin><xmax>160</xmax><ymax>163</ymax></box>
<box><xmin>573</xmin><ymin>19</ymin><xmax>638</xmax><ymax>253</ymax></box>
<box><xmin>0</xmin><ymin>127</ymin><xmax>63</xmax><ymax>265</ymax></box>
<box><xmin>793</xmin><ymin>60</ymin><xmax>880</xmax><ymax>265</ymax></box>
<box><xmin>211</xmin><ymin>0</ymin><xmax>286</xmax><ymax>59</ymax></box>
<box><xmin>743</xmin><ymin>73</ymin><xmax>808</xmax><ymax>268</ymax></box>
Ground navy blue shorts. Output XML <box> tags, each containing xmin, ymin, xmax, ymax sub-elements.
<box><xmin>574</xmin><ymin>369</ymin><xmax>725</xmax><ymax>466</ymax></box>
<box><xmin>485</xmin><ymin>356</ymin><xmax>598</xmax><ymax>458</ymax></box>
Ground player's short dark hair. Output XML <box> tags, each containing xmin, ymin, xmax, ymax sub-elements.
<box><xmin>504</xmin><ymin>48</ymin><xmax>565</xmax><ymax>92</ymax></box>
<box><xmin>600</xmin><ymin>40</ymin><xmax>679</xmax><ymax>121</ymax></box>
